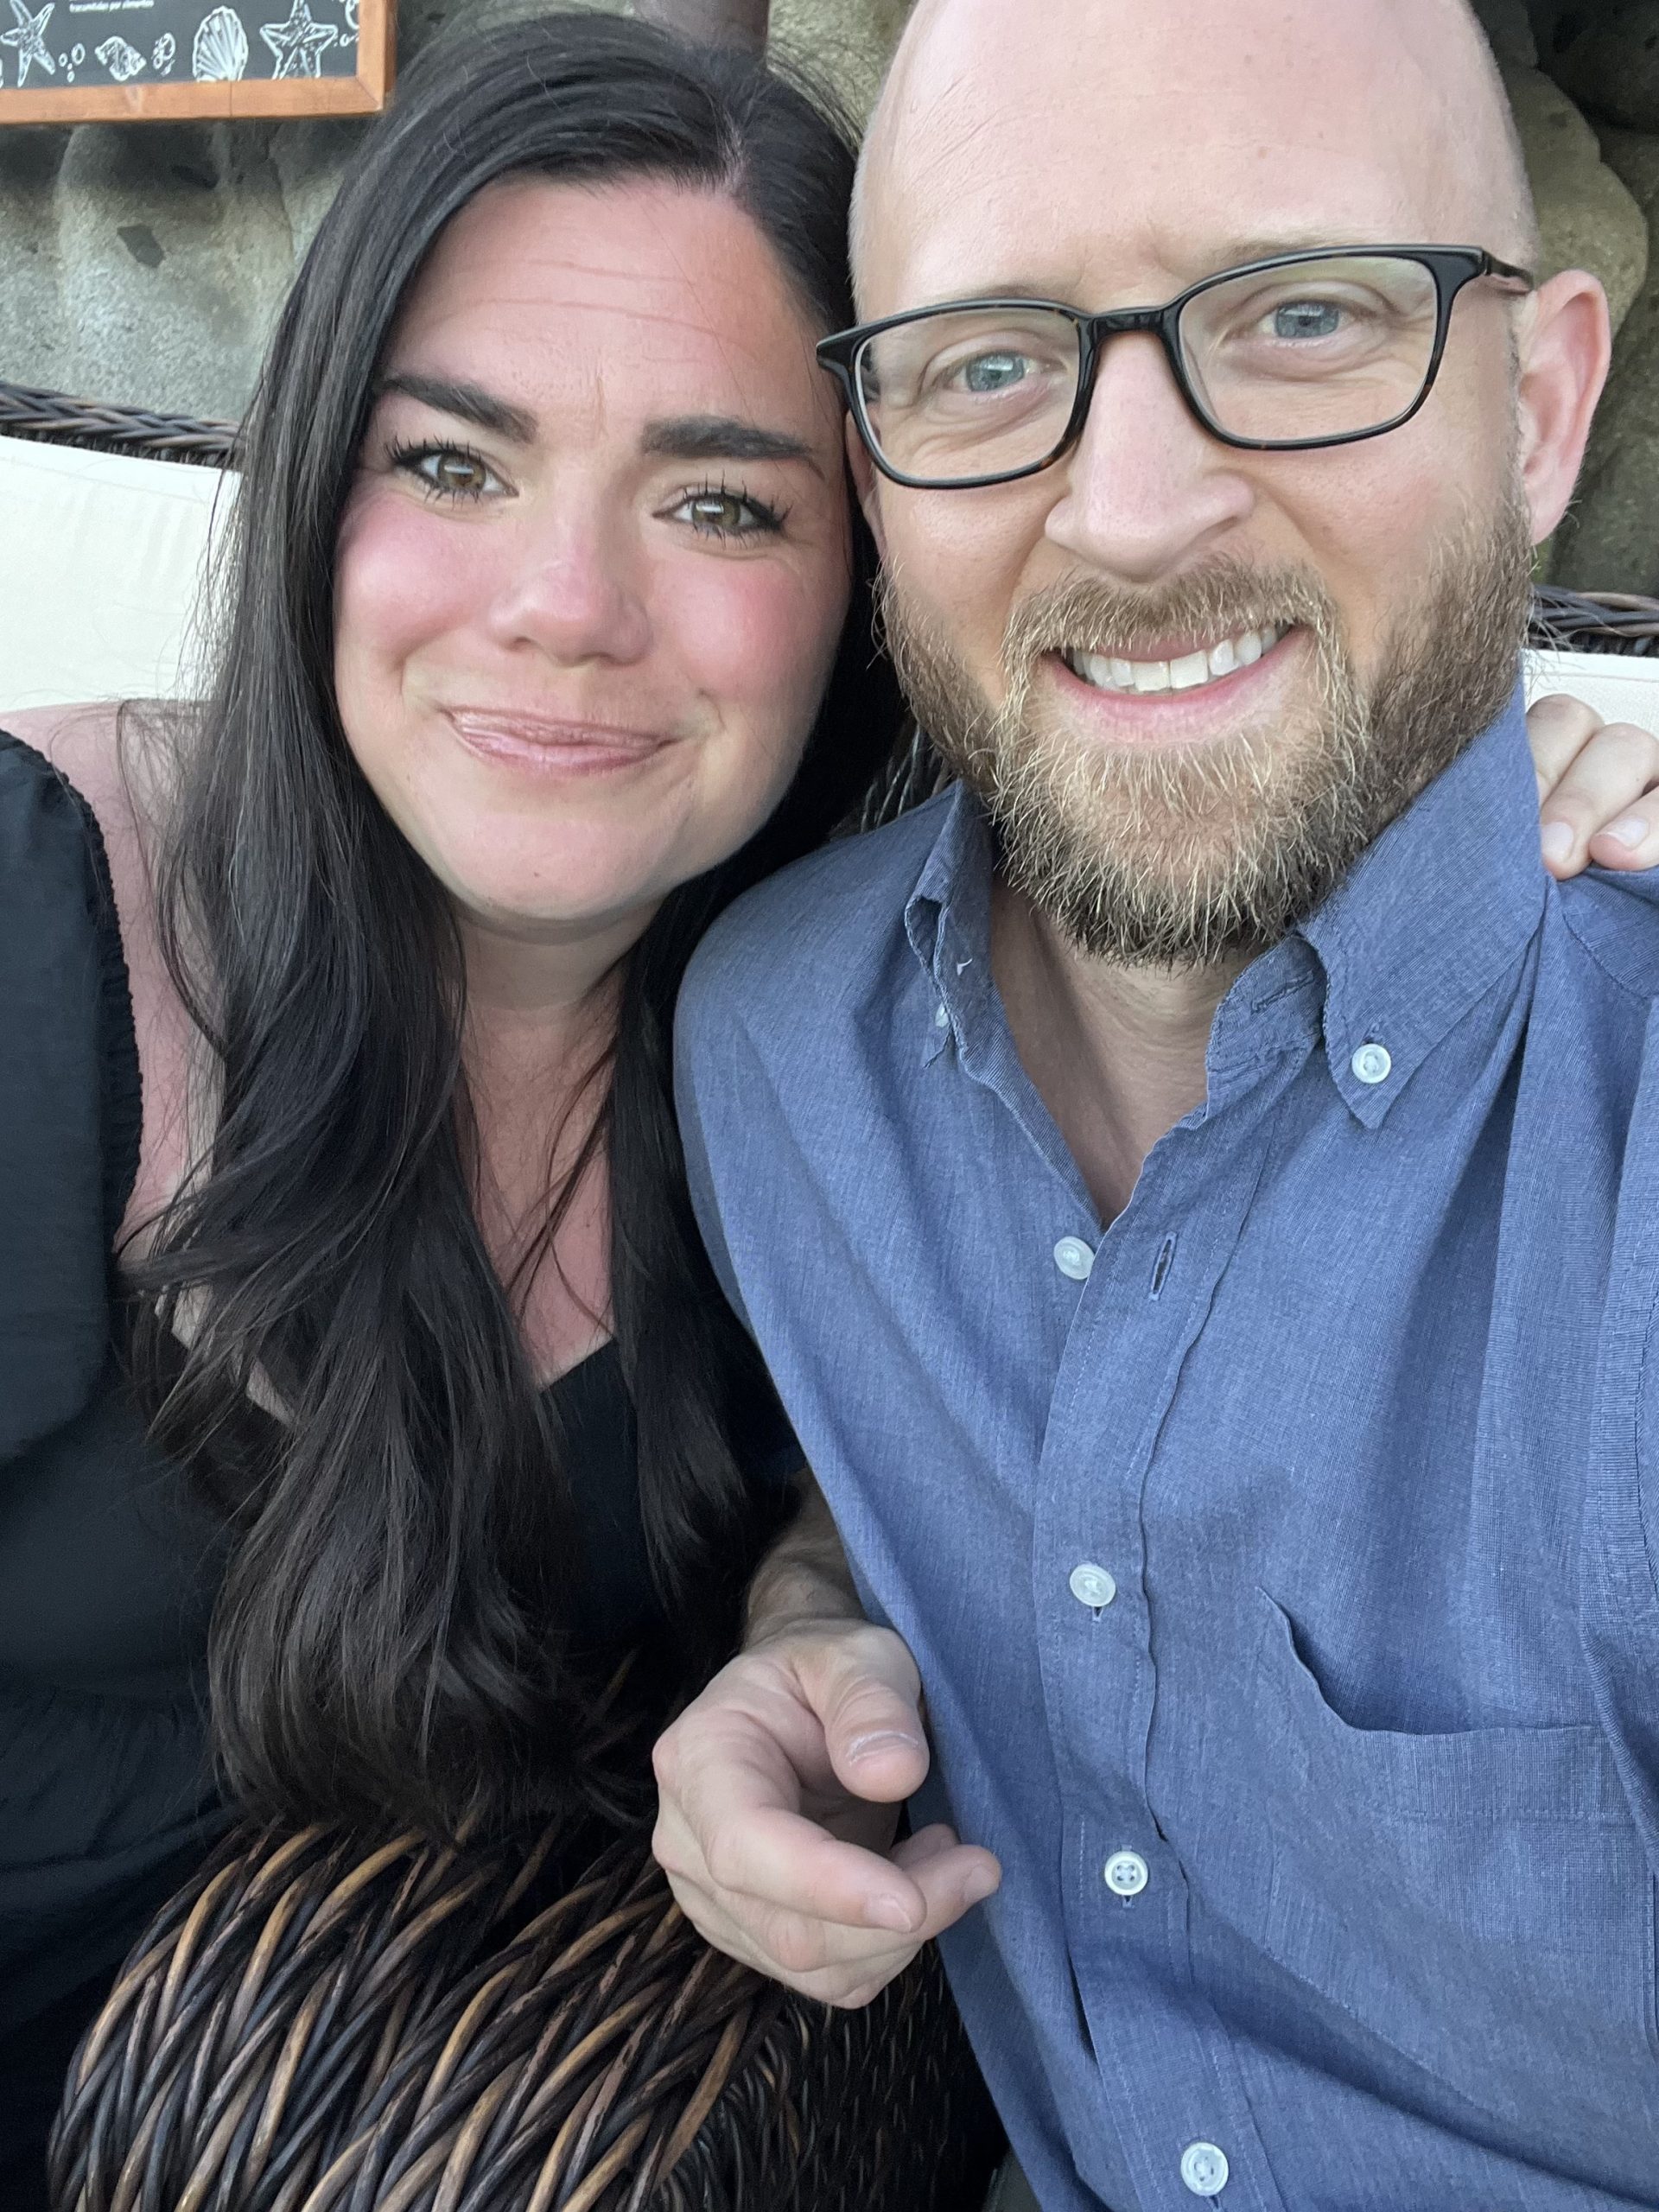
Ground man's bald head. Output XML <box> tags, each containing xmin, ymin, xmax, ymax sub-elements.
<box><xmin>851</xmin><ymin>0</ymin><xmax>1540</xmax><ymax>315</ymax></box>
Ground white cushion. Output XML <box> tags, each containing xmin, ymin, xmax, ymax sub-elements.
<box><xmin>1525</xmin><ymin>645</ymin><xmax>1659</xmax><ymax>733</ymax></box>
<box><xmin>0</xmin><ymin>432</ymin><xmax>234</xmax><ymax>713</ymax></box>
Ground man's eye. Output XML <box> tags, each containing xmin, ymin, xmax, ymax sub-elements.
<box><xmin>390</xmin><ymin>442</ymin><xmax>504</xmax><ymax>500</ymax></box>
<box><xmin>957</xmin><ymin>351</ymin><xmax>1032</xmax><ymax>394</ymax></box>
<box><xmin>1269</xmin><ymin>301</ymin><xmax>1345</xmax><ymax>341</ymax></box>
<box><xmin>942</xmin><ymin>349</ymin><xmax>1035</xmax><ymax>397</ymax></box>
<box><xmin>674</xmin><ymin>487</ymin><xmax>784</xmax><ymax>539</ymax></box>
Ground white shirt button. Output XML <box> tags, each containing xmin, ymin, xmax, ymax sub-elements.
<box><xmin>1351</xmin><ymin>1042</ymin><xmax>1393</xmax><ymax>1086</ymax></box>
<box><xmin>934</xmin><ymin>1003</ymin><xmax>950</xmax><ymax>1030</ymax></box>
<box><xmin>1053</xmin><ymin>1236</ymin><xmax>1095</xmax><ymax>1282</ymax></box>
<box><xmin>1180</xmin><ymin>2142</ymin><xmax>1230</xmax><ymax>2197</ymax></box>
<box><xmin>1103</xmin><ymin>1850</ymin><xmax>1148</xmax><ymax>1897</ymax></box>
<box><xmin>1070</xmin><ymin>1563</ymin><xmax>1117</xmax><ymax>1609</ymax></box>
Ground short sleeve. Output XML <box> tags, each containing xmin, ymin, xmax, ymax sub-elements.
<box><xmin>0</xmin><ymin>731</ymin><xmax>141</xmax><ymax>1465</ymax></box>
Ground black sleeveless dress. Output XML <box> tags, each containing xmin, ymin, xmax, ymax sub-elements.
<box><xmin>0</xmin><ymin>729</ymin><xmax>795</xmax><ymax>2200</ymax></box>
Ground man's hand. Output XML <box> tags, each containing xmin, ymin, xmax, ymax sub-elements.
<box><xmin>652</xmin><ymin>1482</ymin><xmax>1001</xmax><ymax>2009</ymax></box>
<box><xmin>1529</xmin><ymin>693</ymin><xmax>1659</xmax><ymax>877</ymax></box>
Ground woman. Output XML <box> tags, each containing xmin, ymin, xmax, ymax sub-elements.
<box><xmin>0</xmin><ymin>16</ymin><xmax>900</xmax><ymax>2196</ymax></box>
<box><xmin>0</xmin><ymin>10</ymin><xmax>1650</xmax><ymax>2201</ymax></box>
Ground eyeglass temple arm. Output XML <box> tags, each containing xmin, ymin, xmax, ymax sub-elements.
<box><xmin>1481</xmin><ymin>251</ymin><xmax>1536</xmax><ymax>290</ymax></box>
<box><xmin>633</xmin><ymin>0</ymin><xmax>770</xmax><ymax>48</ymax></box>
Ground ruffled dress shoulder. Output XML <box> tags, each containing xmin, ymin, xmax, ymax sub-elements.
<box><xmin>0</xmin><ymin>728</ymin><xmax>227</xmax><ymax>2063</ymax></box>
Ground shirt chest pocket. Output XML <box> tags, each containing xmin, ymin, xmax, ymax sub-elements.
<box><xmin>1212</xmin><ymin>1592</ymin><xmax>1658</xmax><ymax>2142</ymax></box>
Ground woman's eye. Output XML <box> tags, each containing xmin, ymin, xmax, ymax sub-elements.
<box><xmin>673</xmin><ymin>487</ymin><xmax>783</xmax><ymax>539</ymax></box>
<box><xmin>391</xmin><ymin>443</ymin><xmax>505</xmax><ymax>501</ymax></box>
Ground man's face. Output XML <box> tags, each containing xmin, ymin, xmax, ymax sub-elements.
<box><xmin>857</xmin><ymin>0</ymin><xmax>1563</xmax><ymax>964</ymax></box>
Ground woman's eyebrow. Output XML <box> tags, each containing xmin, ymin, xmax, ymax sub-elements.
<box><xmin>375</xmin><ymin>372</ymin><xmax>537</xmax><ymax>442</ymax></box>
<box><xmin>643</xmin><ymin>415</ymin><xmax>820</xmax><ymax>469</ymax></box>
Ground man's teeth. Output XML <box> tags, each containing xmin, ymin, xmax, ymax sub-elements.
<box><xmin>1065</xmin><ymin>625</ymin><xmax>1288</xmax><ymax>696</ymax></box>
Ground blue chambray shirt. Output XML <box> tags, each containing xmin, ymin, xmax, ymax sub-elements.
<box><xmin>676</xmin><ymin>688</ymin><xmax>1659</xmax><ymax>2212</ymax></box>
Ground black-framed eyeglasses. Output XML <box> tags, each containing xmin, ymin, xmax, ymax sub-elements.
<box><xmin>817</xmin><ymin>246</ymin><xmax>1535</xmax><ymax>491</ymax></box>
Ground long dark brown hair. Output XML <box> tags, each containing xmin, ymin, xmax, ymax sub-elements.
<box><xmin>132</xmin><ymin>10</ymin><xmax>901</xmax><ymax>1842</ymax></box>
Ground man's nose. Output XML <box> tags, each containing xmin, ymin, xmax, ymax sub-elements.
<box><xmin>484</xmin><ymin>507</ymin><xmax>652</xmax><ymax>666</ymax></box>
<box><xmin>1045</xmin><ymin>331</ymin><xmax>1255</xmax><ymax>583</ymax></box>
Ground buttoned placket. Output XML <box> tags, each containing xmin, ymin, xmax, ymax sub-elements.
<box><xmin>925</xmin><ymin>900</ymin><xmax>1319</xmax><ymax>2212</ymax></box>
<box><xmin>1033</xmin><ymin>1092</ymin><xmax>1291</xmax><ymax>2211</ymax></box>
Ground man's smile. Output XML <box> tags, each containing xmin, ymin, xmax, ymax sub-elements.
<box><xmin>1061</xmin><ymin>623</ymin><xmax>1293</xmax><ymax>697</ymax></box>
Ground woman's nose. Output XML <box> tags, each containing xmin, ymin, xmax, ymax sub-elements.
<box><xmin>483</xmin><ymin>512</ymin><xmax>652</xmax><ymax>666</ymax></box>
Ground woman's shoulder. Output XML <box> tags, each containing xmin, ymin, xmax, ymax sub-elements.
<box><xmin>1</xmin><ymin>704</ymin><xmax>195</xmax><ymax>1261</ymax></box>
<box><xmin>0</xmin><ymin>709</ymin><xmax>148</xmax><ymax>1459</ymax></box>
<box><xmin>3</xmin><ymin>702</ymin><xmax>156</xmax><ymax>910</ymax></box>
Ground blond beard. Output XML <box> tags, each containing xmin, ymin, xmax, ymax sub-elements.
<box><xmin>879</xmin><ymin>496</ymin><xmax>1534</xmax><ymax>969</ymax></box>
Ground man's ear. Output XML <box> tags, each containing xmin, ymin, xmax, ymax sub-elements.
<box><xmin>846</xmin><ymin>414</ymin><xmax>887</xmax><ymax>559</ymax></box>
<box><xmin>1516</xmin><ymin>270</ymin><xmax>1612</xmax><ymax>544</ymax></box>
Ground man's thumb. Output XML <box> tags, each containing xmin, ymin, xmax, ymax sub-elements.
<box><xmin>822</xmin><ymin>1669</ymin><xmax>931</xmax><ymax>1802</ymax></box>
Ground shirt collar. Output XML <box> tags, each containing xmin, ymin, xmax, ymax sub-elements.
<box><xmin>903</xmin><ymin>680</ymin><xmax>1546</xmax><ymax>1118</ymax></box>
<box><xmin>906</xmin><ymin>785</ymin><xmax>997</xmax><ymax>1065</ymax></box>
<box><xmin>1294</xmin><ymin>680</ymin><xmax>1545</xmax><ymax>1126</ymax></box>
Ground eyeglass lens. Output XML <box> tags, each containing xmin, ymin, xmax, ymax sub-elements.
<box><xmin>853</xmin><ymin>254</ymin><xmax>1445</xmax><ymax>483</ymax></box>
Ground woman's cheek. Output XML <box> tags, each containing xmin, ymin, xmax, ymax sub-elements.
<box><xmin>334</xmin><ymin>490</ymin><xmax>486</xmax><ymax>698</ymax></box>
<box><xmin>668</xmin><ymin>551</ymin><xmax>849</xmax><ymax>760</ymax></box>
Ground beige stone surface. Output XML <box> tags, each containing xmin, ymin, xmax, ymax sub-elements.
<box><xmin>1552</xmin><ymin>124</ymin><xmax>1659</xmax><ymax>595</ymax></box>
<box><xmin>1503</xmin><ymin>65</ymin><xmax>1649</xmax><ymax>331</ymax></box>
<box><xmin>769</xmin><ymin>0</ymin><xmax>909</xmax><ymax>114</ymax></box>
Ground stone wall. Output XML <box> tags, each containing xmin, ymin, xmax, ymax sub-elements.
<box><xmin>0</xmin><ymin>0</ymin><xmax>899</xmax><ymax>423</ymax></box>
<box><xmin>1</xmin><ymin>0</ymin><xmax>1655</xmax><ymax>591</ymax></box>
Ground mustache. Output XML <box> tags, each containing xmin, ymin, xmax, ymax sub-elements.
<box><xmin>1003</xmin><ymin>561</ymin><xmax>1344</xmax><ymax>671</ymax></box>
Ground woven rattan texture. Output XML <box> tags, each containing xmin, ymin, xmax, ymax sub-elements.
<box><xmin>0</xmin><ymin>381</ymin><xmax>241</xmax><ymax>468</ymax></box>
<box><xmin>1530</xmin><ymin>585</ymin><xmax>1659</xmax><ymax>656</ymax></box>
<box><xmin>48</xmin><ymin>1822</ymin><xmax>1001</xmax><ymax>2212</ymax></box>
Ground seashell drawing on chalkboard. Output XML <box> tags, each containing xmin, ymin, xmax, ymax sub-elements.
<box><xmin>94</xmin><ymin>35</ymin><xmax>147</xmax><ymax>82</ymax></box>
<box><xmin>192</xmin><ymin>6</ymin><xmax>249</xmax><ymax>81</ymax></box>
<box><xmin>153</xmin><ymin>32</ymin><xmax>176</xmax><ymax>72</ymax></box>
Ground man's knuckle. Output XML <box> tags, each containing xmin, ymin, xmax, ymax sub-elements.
<box><xmin>651</xmin><ymin>1822</ymin><xmax>694</xmax><ymax>1881</ymax></box>
<box><xmin>764</xmin><ymin>1915</ymin><xmax>830</xmax><ymax>1976</ymax></box>
<box><xmin>701</xmin><ymin>1831</ymin><xmax>749</xmax><ymax>1894</ymax></box>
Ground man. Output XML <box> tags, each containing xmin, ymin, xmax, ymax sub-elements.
<box><xmin>655</xmin><ymin>0</ymin><xmax>1659</xmax><ymax>2203</ymax></box>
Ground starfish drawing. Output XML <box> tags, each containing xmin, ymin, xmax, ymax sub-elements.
<box><xmin>259</xmin><ymin>0</ymin><xmax>338</xmax><ymax>79</ymax></box>
<box><xmin>2</xmin><ymin>0</ymin><xmax>56</xmax><ymax>88</ymax></box>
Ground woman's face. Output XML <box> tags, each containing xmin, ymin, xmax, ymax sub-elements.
<box><xmin>334</xmin><ymin>175</ymin><xmax>854</xmax><ymax>942</ymax></box>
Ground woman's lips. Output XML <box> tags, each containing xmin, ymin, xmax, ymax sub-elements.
<box><xmin>444</xmin><ymin>709</ymin><xmax>671</xmax><ymax>776</ymax></box>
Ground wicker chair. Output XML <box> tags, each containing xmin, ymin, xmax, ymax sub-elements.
<box><xmin>48</xmin><ymin>1817</ymin><xmax>1004</xmax><ymax>2212</ymax></box>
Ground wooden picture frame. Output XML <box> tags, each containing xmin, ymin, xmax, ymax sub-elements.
<box><xmin>0</xmin><ymin>0</ymin><xmax>395</xmax><ymax>124</ymax></box>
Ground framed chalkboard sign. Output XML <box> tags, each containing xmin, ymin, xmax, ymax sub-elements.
<box><xmin>0</xmin><ymin>0</ymin><xmax>394</xmax><ymax>122</ymax></box>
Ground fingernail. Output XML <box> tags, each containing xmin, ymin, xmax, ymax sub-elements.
<box><xmin>963</xmin><ymin>1869</ymin><xmax>1001</xmax><ymax>1908</ymax></box>
<box><xmin>1605</xmin><ymin>813</ymin><xmax>1649</xmax><ymax>849</ymax></box>
<box><xmin>847</xmin><ymin>1729</ymin><xmax>925</xmax><ymax>1763</ymax></box>
<box><xmin>866</xmin><ymin>1894</ymin><xmax>920</xmax><ymax>1933</ymax></box>
<box><xmin>1541</xmin><ymin>820</ymin><xmax>1573</xmax><ymax>864</ymax></box>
